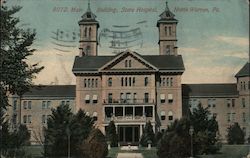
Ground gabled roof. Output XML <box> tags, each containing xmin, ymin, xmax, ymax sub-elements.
<box><xmin>72</xmin><ymin>51</ymin><xmax>185</xmax><ymax>73</ymax></box>
<box><xmin>235</xmin><ymin>62</ymin><xmax>250</xmax><ymax>78</ymax></box>
<box><xmin>22</xmin><ymin>85</ymin><xmax>76</xmax><ymax>97</ymax></box>
<box><xmin>182</xmin><ymin>84</ymin><xmax>238</xmax><ymax>97</ymax></box>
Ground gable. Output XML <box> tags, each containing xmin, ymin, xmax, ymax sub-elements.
<box><xmin>99</xmin><ymin>51</ymin><xmax>158</xmax><ymax>72</ymax></box>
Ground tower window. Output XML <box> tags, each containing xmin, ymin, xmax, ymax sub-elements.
<box><xmin>169</xmin><ymin>26</ymin><xmax>172</xmax><ymax>36</ymax></box>
<box><xmin>165</xmin><ymin>26</ymin><xmax>167</xmax><ymax>35</ymax></box>
<box><xmin>84</xmin><ymin>27</ymin><xmax>87</xmax><ymax>37</ymax></box>
<box><xmin>86</xmin><ymin>46</ymin><xmax>91</xmax><ymax>55</ymax></box>
<box><xmin>89</xmin><ymin>27</ymin><xmax>91</xmax><ymax>37</ymax></box>
<box><xmin>166</xmin><ymin>45</ymin><xmax>170</xmax><ymax>55</ymax></box>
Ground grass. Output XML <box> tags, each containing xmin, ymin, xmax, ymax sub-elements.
<box><xmin>23</xmin><ymin>145</ymin><xmax>250</xmax><ymax>158</ymax></box>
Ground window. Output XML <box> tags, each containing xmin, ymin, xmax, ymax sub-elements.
<box><xmin>128</xmin><ymin>60</ymin><xmax>132</xmax><ymax>67</ymax></box>
<box><xmin>93</xmin><ymin>95</ymin><xmax>98</xmax><ymax>104</ymax></box>
<box><xmin>231</xmin><ymin>113</ymin><xmax>236</xmax><ymax>122</ymax></box>
<box><xmin>170</xmin><ymin>78</ymin><xmax>173</xmax><ymax>87</ymax></box>
<box><xmin>166</xmin><ymin>45</ymin><xmax>170</xmax><ymax>55</ymax></box>
<box><xmin>227</xmin><ymin>113</ymin><xmax>231</xmax><ymax>122</ymax></box>
<box><xmin>108</xmin><ymin>93</ymin><xmax>113</xmax><ymax>103</ymax></box>
<box><xmin>167</xmin><ymin>78</ymin><xmax>169</xmax><ymax>87</ymax></box>
<box><xmin>227</xmin><ymin>99</ymin><xmax>231</xmax><ymax>107</ymax></box>
<box><xmin>168</xmin><ymin>111</ymin><xmax>173</xmax><ymax>121</ymax></box>
<box><xmin>160</xmin><ymin>94</ymin><xmax>166</xmax><ymax>103</ymax></box>
<box><xmin>243</xmin><ymin>82</ymin><xmax>246</xmax><ymax>90</ymax></box>
<box><xmin>121</xmin><ymin>77</ymin><xmax>124</xmax><ymax>86</ymax></box>
<box><xmin>66</xmin><ymin>100</ymin><xmax>70</xmax><ymax>105</ymax></box>
<box><xmin>42</xmin><ymin>115</ymin><xmax>46</xmax><ymax>124</ymax></box>
<box><xmin>169</xmin><ymin>27</ymin><xmax>172</xmax><ymax>36</ymax></box>
<box><xmin>23</xmin><ymin>101</ymin><xmax>27</xmax><ymax>109</ymax></box>
<box><xmin>162</xmin><ymin>78</ymin><xmax>166</xmax><ymax>86</ymax></box>
<box><xmin>168</xmin><ymin>94</ymin><xmax>173</xmax><ymax>103</ymax></box>
<box><xmin>85</xmin><ymin>95</ymin><xmax>90</xmax><ymax>104</ymax></box>
<box><xmin>28</xmin><ymin>101</ymin><xmax>32</xmax><ymax>109</ymax></box>
<box><xmin>91</xmin><ymin>79</ymin><xmax>94</xmax><ymax>88</ymax></box>
<box><xmin>88</xmin><ymin>79</ymin><xmax>91</xmax><ymax>87</ymax></box>
<box><xmin>232</xmin><ymin>99</ymin><xmax>235</xmax><ymax>107</ymax></box>
<box><xmin>84</xmin><ymin>79</ymin><xmax>87</xmax><ymax>87</ymax></box>
<box><xmin>144</xmin><ymin>93</ymin><xmax>149</xmax><ymax>103</ymax></box>
<box><xmin>144</xmin><ymin>77</ymin><xmax>149</xmax><ymax>86</ymax></box>
<box><xmin>42</xmin><ymin>101</ymin><xmax>46</xmax><ymax>109</ymax></box>
<box><xmin>125</xmin><ymin>60</ymin><xmax>128</xmax><ymax>67</ymax></box>
<box><xmin>133</xmin><ymin>93</ymin><xmax>137</xmax><ymax>103</ymax></box>
<box><xmin>84</xmin><ymin>27</ymin><xmax>87</xmax><ymax>37</ymax></box>
<box><xmin>108</xmin><ymin>78</ymin><xmax>112</xmax><ymax>87</ymax></box>
<box><xmin>28</xmin><ymin>115</ymin><xmax>32</xmax><ymax>123</ymax></box>
<box><xmin>243</xmin><ymin>112</ymin><xmax>246</xmax><ymax>122</ymax></box>
<box><xmin>129</xmin><ymin>77</ymin><xmax>132</xmax><ymax>87</ymax></box>
<box><xmin>161</xmin><ymin>111</ymin><xmax>166</xmax><ymax>120</ymax></box>
<box><xmin>165</xmin><ymin>26</ymin><xmax>167</xmax><ymax>35</ymax></box>
<box><xmin>125</xmin><ymin>77</ymin><xmax>128</xmax><ymax>86</ymax></box>
<box><xmin>133</xmin><ymin>77</ymin><xmax>135</xmax><ymax>86</ymax></box>
<box><xmin>240</xmin><ymin>82</ymin><xmax>243</xmax><ymax>90</ymax></box>
<box><xmin>23</xmin><ymin>115</ymin><xmax>27</xmax><ymax>124</ymax></box>
<box><xmin>242</xmin><ymin>98</ymin><xmax>245</xmax><ymax>108</ymax></box>
<box><xmin>120</xmin><ymin>93</ymin><xmax>125</xmax><ymax>103</ymax></box>
<box><xmin>13</xmin><ymin>100</ymin><xmax>17</xmax><ymax>110</ymax></box>
<box><xmin>95</xmin><ymin>79</ymin><xmax>98</xmax><ymax>87</ymax></box>
<box><xmin>89</xmin><ymin>27</ymin><xmax>91</xmax><ymax>37</ymax></box>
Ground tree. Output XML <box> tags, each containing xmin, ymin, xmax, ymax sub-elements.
<box><xmin>190</xmin><ymin>104</ymin><xmax>221</xmax><ymax>154</ymax></box>
<box><xmin>227</xmin><ymin>122</ymin><xmax>245</xmax><ymax>144</ymax></box>
<box><xmin>157</xmin><ymin>104</ymin><xmax>221</xmax><ymax>157</ymax></box>
<box><xmin>44</xmin><ymin>104</ymin><xmax>95</xmax><ymax>157</ymax></box>
<box><xmin>106</xmin><ymin>120</ymin><xmax>118</xmax><ymax>147</ymax></box>
<box><xmin>157</xmin><ymin>118</ymin><xmax>191</xmax><ymax>158</ymax></box>
<box><xmin>80</xmin><ymin>128</ymin><xmax>108</xmax><ymax>158</ymax></box>
<box><xmin>140</xmin><ymin>121</ymin><xmax>155</xmax><ymax>147</ymax></box>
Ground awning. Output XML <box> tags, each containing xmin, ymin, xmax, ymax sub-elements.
<box><xmin>160</xmin><ymin>94</ymin><xmax>165</xmax><ymax>100</ymax></box>
<box><xmin>160</xmin><ymin>111</ymin><xmax>166</xmax><ymax>116</ymax></box>
<box><xmin>85</xmin><ymin>95</ymin><xmax>90</xmax><ymax>100</ymax></box>
<box><xmin>168</xmin><ymin>94</ymin><xmax>173</xmax><ymax>100</ymax></box>
<box><xmin>93</xmin><ymin>112</ymin><xmax>98</xmax><ymax>117</ymax></box>
<box><xmin>93</xmin><ymin>95</ymin><xmax>98</xmax><ymax>100</ymax></box>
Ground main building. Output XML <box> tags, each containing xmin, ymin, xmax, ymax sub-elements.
<box><xmin>7</xmin><ymin>1</ymin><xmax>249</xmax><ymax>145</ymax></box>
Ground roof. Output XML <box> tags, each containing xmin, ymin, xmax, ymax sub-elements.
<box><xmin>78</xmin><ymin>1</ymin><xmax>99</xmax><ymax>25</ymax></box>
<box><xmin>182</xmin><ymin>84</ymin><xmax>238</xmax><ymax>97</ymax></box>
<box><xmin>235</xmin><ymin>62</ymin><xmax>250</xmax><ymax>78</ymax></box>
<box><xmin>157</xmin><ymin>1</ymin><xmax>177</xmax><ymax>26</ymax></box>
<box><xmin>72</xmin><ymin>54</ymin><xmax>185</xmax><ymax>72</ymax></box>
<box><xmin>22</xmin><ymin>85</ymin><xmax>76</xmax><ymax>97</ymax></box>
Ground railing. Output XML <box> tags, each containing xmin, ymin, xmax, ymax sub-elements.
<box><xmin>103</xmin><ymin>99</ymin><xmax>154</xmax><ymax>104</ymax></box>
<box><xmin>104</xmin><ymin>116</ymin><xmax>153</xmax><ymax>122</ymax></box>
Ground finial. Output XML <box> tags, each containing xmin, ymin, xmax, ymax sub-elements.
<box><xmin>165</xmin><ymin>0</ymin><xmax>169</xmax><ymax>11</ymax></box>
<box><xmin>87</xmin><ymin>0</ymin><xmax>91</xmax><ymax>12</ymax></box>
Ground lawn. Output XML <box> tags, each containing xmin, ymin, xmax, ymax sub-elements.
<box><xmin>107</xmin><ymin>147</ymin><xmax>157</xmax><ymax>158</ymax></box>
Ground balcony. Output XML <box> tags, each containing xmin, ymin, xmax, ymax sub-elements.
<box><xmin>103</xmin><ymin>99</ymin><xmax>155</xmax><ymax>105</ymax></box>
<box><xmin>104</xmin><ymin>105</ymin><xmax>155</xmax><ymax>123</ymax></box>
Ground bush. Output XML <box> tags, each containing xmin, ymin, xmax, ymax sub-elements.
<box><xmin>227</xmin><ymin>122</ymin><xmax>245</xmax><ymax>144</ymax></box>
<box><xmin>140</xmin><ymin>121</ymin><xmax>155</xmax><ymax>147</ymax></box>
<box><xmin>106</xmin><ymin>121</ymin><xmax>118</xmax><ymax>147</ymax></box>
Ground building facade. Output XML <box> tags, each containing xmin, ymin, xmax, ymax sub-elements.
<box><xmin>6</xmin><ymin>1</ymin><xmax>250</xmax><ymax>145</ymax></box>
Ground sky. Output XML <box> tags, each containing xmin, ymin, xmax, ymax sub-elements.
<box><xmin>5</xmin><ymin>0</ymin><xmax>250</xmax><ymax>85</ymax></box>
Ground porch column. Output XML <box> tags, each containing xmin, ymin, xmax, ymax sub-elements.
<box><xmin>152</xmin><ymin>105</ymin><xmax>155</xmax><ymax>121</ymax></box>
<box><xmin>123</xmin><ymin>106</ymin><xmax>125</xmax><ymax>118</ymax></box>
<box><xmin>140</xmin><ymin>124</ymin><xmax>143</xmax><ymax>137</ymax></box>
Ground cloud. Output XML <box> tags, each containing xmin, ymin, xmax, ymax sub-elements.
<box><xmin>213</xmin><ymin>36</ymin><xmax>249</xmax><ymax>47</ymax></box>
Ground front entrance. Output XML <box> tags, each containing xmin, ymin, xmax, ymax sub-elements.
<box><xmin>118</xmin><ymin>125</ymin><xmax>140</xmax><ymax>145</ymax></box>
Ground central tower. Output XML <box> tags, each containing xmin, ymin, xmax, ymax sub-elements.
<box><xmin>157</xmin><ymin>1</ymin><xmax>178</xmax><ymax>55</ymax></box>
<box><xmin>78</xmin><ymin>0</ymin><xmax>99</xmax><ymax>56</ymax></box>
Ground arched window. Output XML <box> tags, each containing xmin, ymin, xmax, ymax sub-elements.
<box><xmin>91</xmin><ymin>79</ymin><xmax>94</xmax><ymax>88</ymax></box>
<box><xmin>165</xmin><ymin>26</ymin><xmax>167</xmax><ymax>35</ymax></box>
<box><xmin>129</xmin><ymin>77</ymin><xmax>132</xmax><ymax>86</ymax></box>
<box><xmin>108</xmin><ymin>77</ymin><xmax>112</xmax><ymax>87</ymax></box>
<box><xmin>169</xmin><ymin>26</ymin><xmax>172</xmax><ymax>36</ymax></box>
<box><xmin>84</xmin><ymin>79</ymin><xmax>87</xmax><ymax>87</ymax></box>
<box><xmin>162</xmin><ymin>78</ymin><xmax>166</xmax><ymax>86</ymax></box>
<box><xmin>86</xmin><ymin>46</ymin><xmax>91</xmax><ymax>55</ymax></box>
<box><xmin>87</xmin><ymin>79</ymin><xmax>91</xmax><ymax>87</ymax></box>
<box><xmin>128</xmin><ymin>60</ymin><xmax>132</xmax><ymax>67</ymax></box>
<box><xmin>121</xmin><ymin>77</ymin><xmax>124</xmax><ymax>86</ymax></box>
<box><xmin>89</xmin><ymin>27</ymin><xmax>91</xmax><ymax>37</ymax></box>
<box><xmin>132</xmin><ymin>77</ymin><xmax>135</xmax><ymax>86</ymax></box>
<box><xmin>170</xmin><ymin>77</ymin><xmax>173</xmax><ymax>87</ymax></box>
<box><xmin>144</xmin><ymin>77</ymin><xmax>149</xmax><ymax>86</ymax></box>
<box><xmin>93</xmin><ymin>112</ymin><xmax>98</xmax><ymax>121</ymax></box>
<box><xmin>125</xmin><ymin>77</ymin><xmax>128</xmax><ymax>86</ymax></box>
<box><xmin>84</xmin><ymin>27</ymin><xmax>87</xmax><ymax>37</ymax></box>
<box><xmin>167</xmin><ymin>78</ymin><xmax>169</xmax><ymax>87</ymax></box>
<box><xmin>168</xmin><ymin>111</ymin><xmax>173</xmax><ymax>121</ymax></box>
<box><xmin>161</xmin><ymin>111</ymin><xmax>166</xmax><ymax>120</ymax></box>
<box><xmin>95</xmin><ymin>79</ymin><xmax>98</xmax><ymax>87</ymax></box>
<box><xmin>125</xmin><ymin>60</ymin><xmax>128</xmax><ymax>67</ymax></box>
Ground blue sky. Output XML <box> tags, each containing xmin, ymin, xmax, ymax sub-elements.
<box><xmin>6</xmin><ymin>0</ymin><xmax>249</xmax><ymax>84</ymax></box>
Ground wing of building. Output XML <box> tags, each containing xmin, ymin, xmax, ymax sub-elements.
<box><xmin>6</xmin><ymin>1</ymin><xmax>249</xmax><ymax>145</ymax></box>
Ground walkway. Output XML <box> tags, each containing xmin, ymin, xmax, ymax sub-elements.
<box><xmin>117</xmin><ymin>153</ymin><xmax>144</xmax><ymax>158</ymax></box>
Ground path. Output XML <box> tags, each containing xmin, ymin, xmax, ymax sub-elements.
<box><xmin>117</xmin><ymin>153</ymin><xmax>143</xmax><ymax>158</ymax></box>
